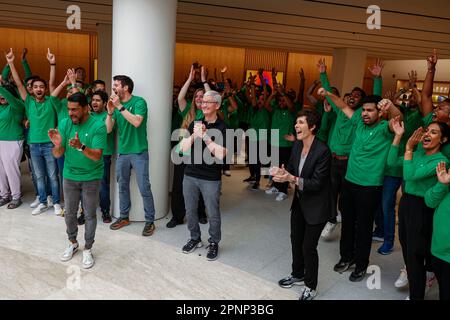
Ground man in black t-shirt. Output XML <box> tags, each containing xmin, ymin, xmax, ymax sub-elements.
<box><xmin>179</xmin><ymin>90</ymin><xmax>228</xmax><ymax>261</ymax></box>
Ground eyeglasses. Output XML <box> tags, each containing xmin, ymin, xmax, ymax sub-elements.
<box><xmin>201</xmin><ymin>101</ymin><xmax>217</xmax><ymax>105</ymax></box>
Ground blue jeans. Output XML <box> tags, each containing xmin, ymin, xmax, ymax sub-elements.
<box><xmin>30</xmin><ymin>143</ymin><xmax>60</xmax><ymax>204</ymax></box>
<box><xmin>116</xmin><ymin>152</ymin><xmax>155</xmax><ymax>223</ymax></box>
<box><xmin>57</xmin><ymin>156</ymin><xmax>65</xmax><ymax>191</ymax></box>
<box><xmin>380</xmin><ymin>176</ymin><xmax>403</xmax><ymax>244</ymax></box>
<box><xmin>100</xmin><ymin>155</ymin><xmax>112</xmax><ymax>214</ymax></box>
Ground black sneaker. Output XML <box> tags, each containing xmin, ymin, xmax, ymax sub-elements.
<box><xmin>199</xmin><ymin>217</ymin><xmax>208</xmax><ymax>225</ymax></box>
<box><xmin>278</xmin><ymin>274</ymin><xmax>305</xmax><ymax>288</ymax></box>
<box><xmin>349</xmin><ymin>269</ymin><xmax>367</xmax><ymax>282</ymax></box>
<box><xmin>166</xmin><ymin>219</ymin><xmax>182</xmax><ymax>228</ymax></box>
<box><xmin>243</xmin><ymin>176</ymin><xmax>256</xmax><ymax>183</ymax></box>
<box><xmin>0</xmin><ymin>197</ymin><xmax>11</xmax><ymax>207</ymax></box>
<box><xmin>333</xmin><ymin>259</ymin><xmax>355</xmax><ymax>273</ymax></box>
<box><xmin>102</xmin><ymin>212</ymin><xmax>112</xmax><ymax>224</ymax></box>
<box><xmin>251</xmin><ymin>182</ymin><xmax>260</xmax><ymax>191</ymax></box>
<box><xmin>206</xmin><ymin>242</ymin><xmax>219</xmax><ymax>261</ymax></box>
<box><xmin>182</xmin><ymin>239</ymin><xmax>203</xmax><ymax>253</ymax></box>
<box><xmin>142</xmin><ymin>222</ymin><xmax>155</xmax><ymax>237</ymax></box>
<box><xmin>77</xmin><ymin>214</ymin><xmax>85</xmax><ymax>226</ymax></box>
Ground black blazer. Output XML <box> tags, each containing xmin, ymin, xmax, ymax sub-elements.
<box><xmin>286</xmin><ymin>138</ymin><xmax>332</xmax><ymax>225</ymax></box>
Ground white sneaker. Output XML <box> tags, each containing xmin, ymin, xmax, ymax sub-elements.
<box><xmin>321</xmin><ymin>222</ymin><xmax>337</xmax><ymax>239</ymax></box>
<box><xmin>54</xmin><ymin>204</ymin><xmax>63</xmax><ymax>216</ymax></box>
<box><xmin>82</xmin><ymin>249</ymin><xmax>95</xmax><ymax>269</ymax></box>
<box><xmin>60</xmin><ymin>242</ymin><xmax>79</xmax><ymax>262</ymax></box>
<box><xmin>405</xmin><ymin>295</ymin><xmax>410</xmax><ymax>300</ymax></box>
<box><xmin>336</xmin><ymin>214</ymin><xmax>342</xmax><ymax>223</ymax></box>
<box><xmin>47</xmin><ymin>196</ymin><xmax>54</xmax><ymax>207</ymax></box>
<box><xmin>265</xmin><ymin>187</ymin><xmax>279</xmax><ymax>195</ymax></box>
<box><xmin>300</xmin><ymin>286</ymin><xmax>317</xmax><ymax>300</ymax></box>
<box><xmin>32</xmin><ymin>203</ymin><xmax>48</xmax><ymax>216</ymax></box>
<box><xmin>223</xmin><ymin>170</ymin><xmax>231</xmax><ymax>177</ymax></box>
<box><xmin>275</xmin><ymin>192</ymin><xmax>288</xmax><ymax>201</ymax></box>
<box><xmin>30</xmin><ymin>196</ymin><xmax>40</xmax><ymax>208</ymax></box>
<box><xmin>394</xmin><ymin>268</ymin><xmax>408</xmax><ymax>288</ymax></box>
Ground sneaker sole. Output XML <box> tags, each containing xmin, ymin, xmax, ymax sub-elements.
<box><xmin>279</xmin><ymin>280</ymin><xmax>305</xmax><ymax>288</ymax></box>
<box><xmin>207</xmin><ymin>255</ymin><xmax>219</xmax><ymax>261</ymax></box>
<box><xmin>110</xmin><ymin>223</ymin><xmax>130</xmax><ymax>230</ymax></box>
<box><xmin>60</xmin><ymin>247</ymin><xmax>79</xmax><ymax>262</ymax></box>
<box><xmin>334</xmin><ymin>263</ymin><xmax>355</xmax><ymax>274</ymax></box>
<box><xmin>182</xmin><ymin>242</ymin><xmax>203</xmax><ymax>254</ymax></box>
<box><xmin>82</xmin><ymin>261</ymin><xmax>95</xmax><ymax>269</ymax></box>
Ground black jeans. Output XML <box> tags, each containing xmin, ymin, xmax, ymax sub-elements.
<box><xmin>248</xmin><ymin>140</ymin><xmax>263</xmax><ymax>182</ymax></box>
<box><xmin>339</xmin><ymin>180</ymin><xmax>382</xmax><ymax>271</ymax></box>
<box><xmin>291</xmin><ymin>202</ymin><xmax>326</xmax><ymax>290</ymax></box>
<box><xmin>99</xmin><ymin>155</ymin><xmax>112</xmax><ymax>214</ymax></box>
<box><xmin>398</xmin><ymin>193</ymin><xmax>434</xmax><ymax>300</ymax></box>
<box><xmin>432</xmin><ymin>255</ymin><xmax>450</xmax><ymax>300</ymax></box>
<box><xmin>329</xmin><ymin>156</ymin><xmax>348</xmax><ymax>223</ymax></box>
<box><xmin>171</xmin><ymin>162</ymin><xmax>206</xmax><ymax>223</ymax></box>
<box><xmin>273</xmin><ymin>146</ymin><xmax>292</xmax><ymax>194</ymax></box>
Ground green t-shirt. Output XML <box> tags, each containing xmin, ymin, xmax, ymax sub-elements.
<box><xmin>0</xmin><ymin>87</ymin><xmax>25</xmax><ymax>141</ymax></box>
<box><xmin>269</xmin><ymin>102</ymin><xmax>296</xmax><ymax>147</ymax></box>
<box><xmin>179</xmin><ymin>101</ymin><xmax>204</xmax><ymax>122</ymax></box>
<box><xmin>91</xmin><ymin>111</ymin><xmax>115</xmax><ymax>156</ymax></box>
<box><xmin>425</xmin><ymin>182</ymin><xmax>450</xmax><ymax>263</ymax></box>
<box><xmin>249</xmin><ymin>106</ymin><xmax>270</xmax><ymax>142</ymax></box>
<box><xmin>346</xmin><ymin>111</ymin><xmax>394</xmax><ymax>186</ymax></box>
<box><xmin>113</xmin><ymin>95</ymin><xmax>148</xmax><ymax>155</ymax></box>
<box><xmin>317</xmin><ymin>109</ymin><xmax>337</xmax><ymax>144</ymax></box>
<box><xmin>25</xmin><ymin>95</ymin><xmax>59</xmax><ymax>144</ymax></box>
<box><xmin>420</xmin><ymin>112</ymin><xmax>450</xmax><ymax>159</ymax></box>
<box><xmin>55</xmin><ymin>98</ymin><xmax>70</xmax><ymax>124</ymax></box>
<box><xmin>58</xmin><ymin>116</ymin><xmax>107</xmax><ymax>181</ymax></box>
<box><xmin>221</xmin><ymin>98</ymin><xmax>240</xmax><ymax>130</ymax></box>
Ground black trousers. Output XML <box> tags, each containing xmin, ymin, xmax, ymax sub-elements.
<box><xmin>398</xmin><ymin>193</ymin><xmax>434</xmax><ymax>300</ymax></box>
<box><xmin>291</xmin><ymin>203</ymin><xmax>326</xmax><ymax>290</ymax></box>
<box><xmin>248</xmin><ymin>140</ymin><xmax>263</xmax><ymax>182</ymax></box>
<box><xmin>340</xmin><ymin>180</ymin><xmax>382</xmax><ymax>271</ymax></box>
<box><xmin>329</xmin><ymin>156</ymin><xmax>348</xmax><ymax>223</ymax></box>
<box><xmin>432</xmin><ymin>255</ymin><xmax>450</xmax><ymax>300</ymax></box>
<box><xmin>273</xmin><ymin>146</ymin><xmax>292</xmax><ymax>194</ymax></box>
<box><xmin>171</xmin><ymin>162</ymin><xmax>206</xmax><ymax>223</ymax></box>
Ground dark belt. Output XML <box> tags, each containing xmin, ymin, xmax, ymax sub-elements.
<box><xmin>332</xmin><ymin>153</ymin><xmax>348</xmax><ymax>160</ymax></box>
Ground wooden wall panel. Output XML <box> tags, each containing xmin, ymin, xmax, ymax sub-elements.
<box><xmin>244</xmin><ymin>49</ymin><xmax>288</xmax><ymax>74</ymax></box>
<box><xmin>0</xmin><ymin>27</ymin><xmax>92</xmax><ymax>85</ymax></box>
<box><xmin>174</xmin><ymin>43</ymin><xmax>245</xmax><ymax>87</ymax></box>
<box><xmin>286</xmin><ymin>53</ymin><xmax>333</xmax><ymax>106</ymax></box>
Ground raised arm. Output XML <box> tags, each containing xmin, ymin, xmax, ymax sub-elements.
<box><xmin>317</xmin><ymin>87</ymin><xmax>354</xmax><ymax>119</ymax></box>
<box><xmin>5</xmin><ymin>49</ymin><xmax>27</xmax><ymax>101</ymax></box>
<box><xmin>425</xmin><ymin>162</ymin><xmax>450</xmax><ymax>209</ymax></box>
<box><xmin>105</xmin><ymin>97</ymin><xmax>116</xmax><ymax>134</ymax></box>
<box><xmin>201</xmin><ymin>66</ymin><xmax>211</xmax><ymax>92</ymax></box>
<box><xmin>21</xmin><ymin>48</ymin><xmax>32</xmax><ymax>79</ymax></box>
<box><xmin>52</xmin><ymin>69</ymin><xmax>75</xmax><ymax>97</ymax></box>
<box><xmin>178</xmin><ymin>65</ymin><xmax>195</xmax><ymax>112</ymax></box>
<box><xmin>421</xmin><ymin>49</ymin><xmax>437</xmax><ymax>116</ymax></box>
<box><xmin>276</xmin><ymin>84</ymin><xmax>295</xmax><ymax>112</ymax></box>
<box><xmin>296</xmin><ymin>68</ymin><xmax>305</xmax><ymax>105</ymax></box>
<box><xmin>306</xmin><ymin>80</ymin><xmax>319</xmax><ymax>106</ymax></box>
<box><xmin>47</xmin><ymin>48</ymin><xmax>57</xmax><ymax>94</ymax></box>
<box><xmin>368</xmin><ymin>58</ymin><xmax>384</xmax><ymax>96</ymax></box>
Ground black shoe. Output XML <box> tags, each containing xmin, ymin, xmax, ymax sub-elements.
<box><xmin>142</xmin><ymin>222</ymin><xmax>155</xmax><ymax>237</ymax></box>
<box><xmin>166</xmin><ymin>219</ymin><xmax>182</xmax><ymax>228</ymax></box>
<box><xmin>333</xmin><ymin>259</ymin><xmax>355</xmax><ymax>273</ymax></box>
<box><xmin>0</xmin><ymin>197</ymin><xmax>11</xmax><ymax>207</ymax></box>
<box><xmin>77</xmin><ymin>214</ymin><xmax>85</xmax><ymax>225</ymax></box>
<box><xmin>278</xmin><ymin>274</ymin><xmax>305</xmax><ymax>288</ymax></box>
<box><xmin>251</xmin><ymin>182</ymin><xmax>260</xmax><ymax>191</ymax></box>
<box><xmin>102</xmin><ymin>212</ymin><xmax>112</xmax><ymax>224</ymax></box>
<box><xmin>206</xmin><ymin>242</ymin><xmax>219</xmax><ymax>261</ymax></box>
<box><xmin>349</xmin><ymin>269</ymin><xmax>367</xmax><ymax>282</ymax></box>
<box><xmin>243</xmin><ymin>176</ymin><xmax>256</xmax><ymax>183</ymax></box>
<box><xmin>182</xmin><ymin>239</ymin><xmax>203</xmax><ymax>253</ymax></box>
<box><xmin>199</xmin><ymin>217</ymin><xmax>208</xmax><ymax>225</ymax></box>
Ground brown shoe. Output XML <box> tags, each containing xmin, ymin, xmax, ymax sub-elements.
<box><xmin>142</xmin><ymin>222</ymin><xmax>155</xmax><ymax>237</ymax></box>
<box><xmin>110</xmin><ymin>218</ymin><xmax>130</xmax><ymax>230</ymax></box>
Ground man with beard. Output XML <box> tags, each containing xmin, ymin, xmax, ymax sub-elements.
<box><xmin>318</xmin><ymin>88</ymin><xmax>402</xmax><ymax>282</ymax></box>
<box><xmin>5</xmin><ymin>48</ymin><xmax>63</xmax><ymax>216</ymax></box>
<box><xmin>49</xmin><ymin>92</ymin><xmax>106</xmax><ymax>269</ymax></box>
<box><xmin>90</xmin><ymin>90</ymin><xmax>115</xmax><ymax>223</ymax></box>
<box><xmin>106</xmin><ymin>75</ymin><xmax>157</xmax><ymax>236</ymax></box>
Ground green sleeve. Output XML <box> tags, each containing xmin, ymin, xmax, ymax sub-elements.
<box><xmin>92</xmin><ymin>124</ymin><xmax>107</xmax><ymax>150</ymax></box>
<box><xmin>319</xmin><ymin>72</ymin><xmax>339</xmax><ymax>113</ymax></box>
<box><xmin>373</xmin><ymin>77</ymin><xmax>382</xmax><ymax>96</ymax></box>
<box><xmin>317</xmin><ymin>110</ymin><xmax>334</xmax><ymax>143</ymax></box>
<box><xmin>387</xmin><ymin>144</ymin><xmax>403</xmax><ymax>168</ymax></box>
<box><xmin>0</xmin><ymin>86</ymin><xmax>25</xmax><ymax>113</ymax></box>
<box><xmin>2</xmin><ymin>64</ymin><xmax>10</xmax><ymax>80</ymax></box>
<box><xmin>135</xmin><ymin>98</ymin><xmax>147</xmax><ymax>117</ymax></box>
<box><xmin>22</xmin><ymin>59</ymin><xmax>32</xmax><ymax>79</ymax></box>
<box><xmin>424</xmin><ymin>182</ymin><xmax>449</xmax><ymax>209</ymax></box>
<box><xmin>179</xmin><ymin>101</ymin><xmax>192</xmax><ymax>119</ymax></box>
<box><xmin>403</xmin><ymin>157</ymin><xmax>440</xmax><ymax>181</ymax></box>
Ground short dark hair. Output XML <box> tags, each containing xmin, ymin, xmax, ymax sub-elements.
<box><xmin>113</xmin><ymin>75</ymin><xmax>134</xmax><ymax>94</ymax></box>
<box><xmin>92</xmin><ymin>79</ymin><xmax>106</xmax><ymax>87</ymax></box>
<box><xmin>92</xmin><ymin>90</ymin><xmax>108</xmax><ymax>104</ymax></box>
<box><xmin>31</xmin><ymin>78</ymin><xmax>47</xmax><ymax>88</ymax></box>
<box><xmin>25</xmin><ymin>75</ymin><xmax>40</xmax><ymax>84</ymax></box>
<box><xmin>68</xmin><ymin>92</ymin><xmax>88</xmax><ymax>107</ymax></box>
<box><xmin>351</xmin><ymin>87</ymin><xmax>366</xmax><ymax>99</ymax></box>
<box><xmin>331</xmin><ymin>87</ymin><xmax>340</xmax><ymax>97</ymax></box>
<box><xmin>297</xmin><ymin>109</ymin><xmax>321</xmax><ymax>135</ymax></box>
<box><xmin>361</xmin><ymin>95</ymin><xmax>382</xmax><ymax>108</ymax></box>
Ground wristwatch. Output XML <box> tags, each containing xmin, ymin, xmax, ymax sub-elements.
<box><xmin>119</xmin><ymin>106</ymin><xmax>126</xmax><ymax>112</ymax></box>
<box><xmin>78</xmin><ymin>144</ymin><xmax>86</xmax><ymax>152</ymax></box>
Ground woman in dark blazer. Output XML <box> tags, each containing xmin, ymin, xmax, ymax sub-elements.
<box><xmin>272</xmin><ymin>110</ymin><xmax>332</xmax><ymax>300</ymax></box>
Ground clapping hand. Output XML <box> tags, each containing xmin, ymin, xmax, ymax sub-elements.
<box><xmin>272</xmin><ymin>165</ymin><xmax>291</xmax><ymax>183</ymax></box>
<box><xmin>436</xmin><ymin>162</ymin><xmax>450</xmax><ymax>184</ymax></box>
<box><xmin>406</xmin><ymin>127</ymin><xmax>424</xmax><ymax>152</ymax></box>
<box><xmin>69</xmin><ymin>132</ymin><xmax>82</xmax><ymax>149</ymax></box>
<box><xmin>48</xmin><ymin>129</ymin><xmax>62</xmax><ymax>147</ymax></box>
<box><xmin>390</xmin><ymin>115</ymin><xmax>405</xmax><ymax>137</ymax></box>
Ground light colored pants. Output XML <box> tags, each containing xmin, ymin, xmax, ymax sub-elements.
<box><xmin>0</xmin><ymin>140</ymin><xmax>23</xmax><ymax>200</ymax></box>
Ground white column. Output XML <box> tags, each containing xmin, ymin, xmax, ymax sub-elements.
<box><xmin>330</xmin><ymin>48</ymin><xmax>367</xmax><ymax>95</ymax></box>
<box><xmin>112</xmin><ymin>0</ymin><xmax>177</xmax><ymax>221</ymax></box>
<box><xmin>97</xmin><ymin>23</ymin><xmax>112</xmax><ymax>91</ymax></box>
